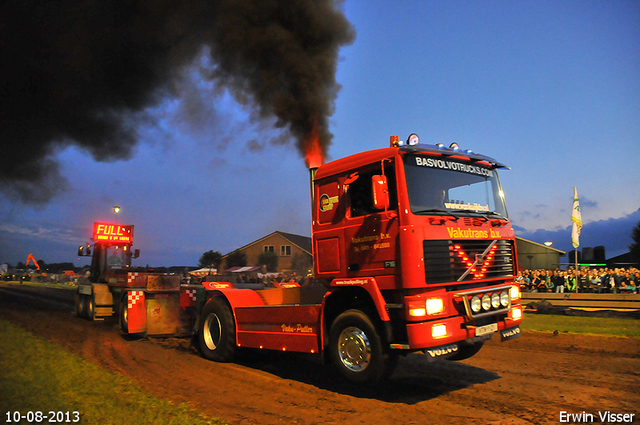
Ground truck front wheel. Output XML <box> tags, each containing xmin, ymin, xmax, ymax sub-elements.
<box><xmin>197</xmin><ymin>297</ymin><xmax>236</xmax><ymax>362</ymax></box>
<box><xmin>329</xmin><ymin>310</ymin><xmax>395</xmax><ymax>385</ymax></box>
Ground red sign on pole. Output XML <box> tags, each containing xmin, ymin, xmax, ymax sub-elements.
<box><xmin>93</xmin><ymin>222</ymin><xmax>134</xmax><ymax>243</ymax></box>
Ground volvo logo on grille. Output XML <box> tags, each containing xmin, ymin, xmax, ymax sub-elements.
<box><xmin>454</xmin><ymin>240</ymin><xmax>498</xmax><ymax>281</ymax></box>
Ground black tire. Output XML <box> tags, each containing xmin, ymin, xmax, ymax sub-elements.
<box><xmin>197</xmin><ymin>297</ymin><xmax>236</xmax><ymax>362</ymax></box>
<box><xmin>329</xmin><ymin>309</ymin><xmax>395</xmax><ymax>385</ymax></box>
<box><xmin>86</xmin><ymin>295</ymin><xmax>95</xmax><ymax>321</ymax></box>
<box><xmin>447</xmin><ymin>341</ymin><xmax>484</xmax><ymax>361</ymax></box>
<box><xmin>119</xmin><ymin>293</ymin><xmax>129</xmax><ymax>333</ymax></box>
<box><xmin>75</xmin><ymin>293</ymin><xmax>85</xmax><ymax>318</ymax></box>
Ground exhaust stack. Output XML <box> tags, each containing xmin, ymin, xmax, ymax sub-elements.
<box><xmin>304</xmin><ymin>124</ymin><xmax>324</xmax><ymax>274</ymax></box>
<box><xmin>304</xmin><ymin>122</ymin><xmax>324</xmax><ymax>220</ymax></box>
<box><xmin>309</xmin><ymin>167</ymin><xmax>318</xmax><ymax>213</ymax></box>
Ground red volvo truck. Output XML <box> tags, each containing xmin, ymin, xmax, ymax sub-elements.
<box><xmin>75</xmin><ymin>133</ymin><xmax>522</xmax><ymax>384</ymax></box>
<box><xmin>194</xmin><ymin>134</ymin><xmax>522</xmax><ymax>384</ymax></box>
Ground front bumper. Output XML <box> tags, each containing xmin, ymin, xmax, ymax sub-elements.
<box><xmin>422</xmin><ymin>325</ymin><xmax>521</xmax><ymax>360</ymax></box>
<box><xmin>403</xmin><ymin>305</ymin><xmax>523</xmax><ymax>350</ymax></box>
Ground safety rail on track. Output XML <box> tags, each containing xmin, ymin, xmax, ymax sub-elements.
<box><xmin>522</xmin><ymin>292</ymin><xmax>640</xmax><ymax>310</ymax></box>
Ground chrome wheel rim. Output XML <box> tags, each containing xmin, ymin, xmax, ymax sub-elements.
<box><xmin>203</xmin><ymin>314</ymin><xmax>222</xmax><ymax>351</ymax></box>
<box><xmin>337</xmin><ymin>326</ymin><xmax>371</xmax><ymax>372</ymax></box>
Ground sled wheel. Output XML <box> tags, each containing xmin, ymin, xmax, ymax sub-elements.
<box><xmin>86</xmin><ymin>295</ymin><xmax>96</xmax><ymax>321</ymax></box>
<box><xmin>197</xmin><ymin>297</ymin><xmax>236</xmax><ymax>362</ymax></box>
<box><xmin>329</xmin><ymin>309</ymin><xmax>395</xmax><ymax>384</ymax></box>
<box><xmin>75</xmin><ymin>293</ymin><xmax>85</xmax><ymax>318</ymax></box>
<box><xmin>119</xmin><ymin>293</ymin><xmax>129</xmax><ymax>333</ymax></box>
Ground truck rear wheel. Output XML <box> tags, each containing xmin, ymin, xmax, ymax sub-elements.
<box><xmin>197</xmin><ymin>297</ymin><xmax>236</xmax><ymax>362</ymax></box>
<box><xmin>329</xmin><ymin>309</ymin><xmax>395</xmax><ymax>385</ymax></box>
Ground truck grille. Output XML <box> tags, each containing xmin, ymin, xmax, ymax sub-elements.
<box><xmin>423</xmin><ymin>240</ymin><xmax>514</xmax><ymax>284</ymax></box>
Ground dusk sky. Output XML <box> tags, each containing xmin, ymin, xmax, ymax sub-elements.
<box><xmin>1</xmin><ymin>0</ymin><xmax>639</xmax><ymax>268</ymax></box>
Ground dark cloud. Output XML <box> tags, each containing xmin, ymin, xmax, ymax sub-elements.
<box><xmin>515</xmin><ymin>208</ymin><xmax>640</xmax><ymax>259</ymax></box>
<box><xmin>0</xmin><ymin>0</ymin><xmax>355</xmax><ymax>204</ymax></box>
<box><xmin>581</xmin><ymin>197</ymin><xmax>599</xmax><ymax>209</ymax></box>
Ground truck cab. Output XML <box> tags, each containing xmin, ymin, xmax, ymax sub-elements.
<box><xmin>312</xmin><ymin>136</ymin><xmax>521</xmax><ymax>368</ymax></box>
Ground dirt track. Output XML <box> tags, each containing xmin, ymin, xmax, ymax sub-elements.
<box><xmin>1</xmin><ymin>284</ymin><xmax>639</xmax><ymax>425</ymax></box>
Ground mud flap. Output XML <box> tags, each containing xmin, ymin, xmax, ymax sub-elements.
<box><xmin>127</xmin><ymin>291</ymin><xmax>147</xmax><ymax>334</ymax></box>
<box><xmin>146</xmin><ymin>294</ymin><xmax>181</xmax><ymax>336</ymax></box>
<box><xmin>500</xmin><ymin>326</ymin><xmax>521</xmax><ymax>341</ymax></box>
<box><xmin>424</xmin><ymin>343</ymin><xmax>460</xmax><ymax>362</ymax></box>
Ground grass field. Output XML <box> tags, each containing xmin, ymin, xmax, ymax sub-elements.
<box><xmin>2</xmin><ymin>280</ymin><xmax>77</xmax><ymax>291</ymax></box>
<box><xmin>522</xmin><ymin>312</ymin><xmax>640</xmax><ymax>338</ymax></box>
<box><xmin>0</xmin><ymin>319</ymin><xmax>227</xmax><ymax>425</ymax></box>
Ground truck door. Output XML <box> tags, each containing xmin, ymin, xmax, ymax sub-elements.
<box><xmin>344</xmin><ymin>161</ymin><xmax>399</xmax><ymax>279</ymax></box>
<box><xmin>314</xmin><ymin>175</ymin><xmax>345</xmax><ymax>278</ymax></box>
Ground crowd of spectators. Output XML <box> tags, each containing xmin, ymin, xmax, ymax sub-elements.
<box><xmin>517</xmin><ymin>267</ymin><xmax>639</xmax><ymax>294</ymax></box>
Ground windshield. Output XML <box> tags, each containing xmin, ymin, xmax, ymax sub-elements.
<box><xmin>105</xmin><ymin>246</ymin><xmax>130</xmax><ymax>269</ymax></box>
<box><xmin>403</xmin><ymin>154</ymin><xmax>508</xmax><ymax>218</ymax></box>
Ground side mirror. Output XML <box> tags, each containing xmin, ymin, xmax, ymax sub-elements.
<box><xmin>372</xmin><ymin>175</ymin><xmax>390</xmax><ymax>210</ymax></box>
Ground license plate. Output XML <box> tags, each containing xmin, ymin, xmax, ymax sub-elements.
<box><xmin>475</xmin><ymin>323</ymin><xmax>498</xmax><ymax>336</ymax></box>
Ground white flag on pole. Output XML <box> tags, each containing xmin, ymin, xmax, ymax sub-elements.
<box><xmin>571</xmin><ymin>187</ymin><xmax>582</xmax><ymax>248</ymax></box>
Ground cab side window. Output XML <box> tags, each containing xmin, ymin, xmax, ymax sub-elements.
<box><xmin>349</xmin><ymin>163</ymin><xmax>397</xmax><ymax>217</ymax></box>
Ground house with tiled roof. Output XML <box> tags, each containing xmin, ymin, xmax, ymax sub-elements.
<box><xmin>221</xmin><ymin>231</ymin><xmax>312</xmax><ymax>275</ymax></box>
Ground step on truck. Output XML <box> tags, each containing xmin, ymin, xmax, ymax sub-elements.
<box><xmin>78</xmin><ymin>133</ymin><xmax>523</xmax><ymax>385</ymax></box>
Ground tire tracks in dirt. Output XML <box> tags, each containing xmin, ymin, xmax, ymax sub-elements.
<box><xmin>1</xmin><ymin>284</ymin><xmax>638</xmax><ymax>424</ymax></box>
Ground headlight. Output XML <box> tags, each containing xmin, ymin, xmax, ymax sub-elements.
<box><xmin>510</xmin><ymin>285</ymin><xmax>521</xmax><ymax>301</ymax></box>
<box><xmin>491</xmin><ymin>293</ymin><xmax>500</xmax><ymax>309</ymax></box>
<box><xmin>426</xmin><ymin>298</ymin><xmax>445</xmax><ymax>315</ymax></box>
<box><xmin>500</xmin><ymin>290</ymin><xmax>510</xmax><ymax>307</ymax></box>
<box><xmin>408</xmin><ymin>300</ymin><xmax>426</xmax><ymax>317</ymax></box>
<box><xmin>481</xmin><ymin>293</ymin><xmax>491</xmax><ymax>311</ymax></box>
<box><xmin>409</xmin><ymin>306</ymin><xmax>426</xmax><ymax>317</ymax></box>
<box><xmin>470</xmin><ymin>295</ymin><xmax>481</xmax><ymax>313</ymax></box>
<box><xmin>511</xmin><ymin>306</ymin><xmax>522</xmax><ymax>320</ymax></box>
<box><xmin>432</xmin><ymin>323</ymin><xmax>448</xmax><ymax>339</ymax></box>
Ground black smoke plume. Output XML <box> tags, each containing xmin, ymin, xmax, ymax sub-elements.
<box><xmin>0</xmin><ymin>0</ymin><xmax>355</xmax><ymax>204</ymax></box>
